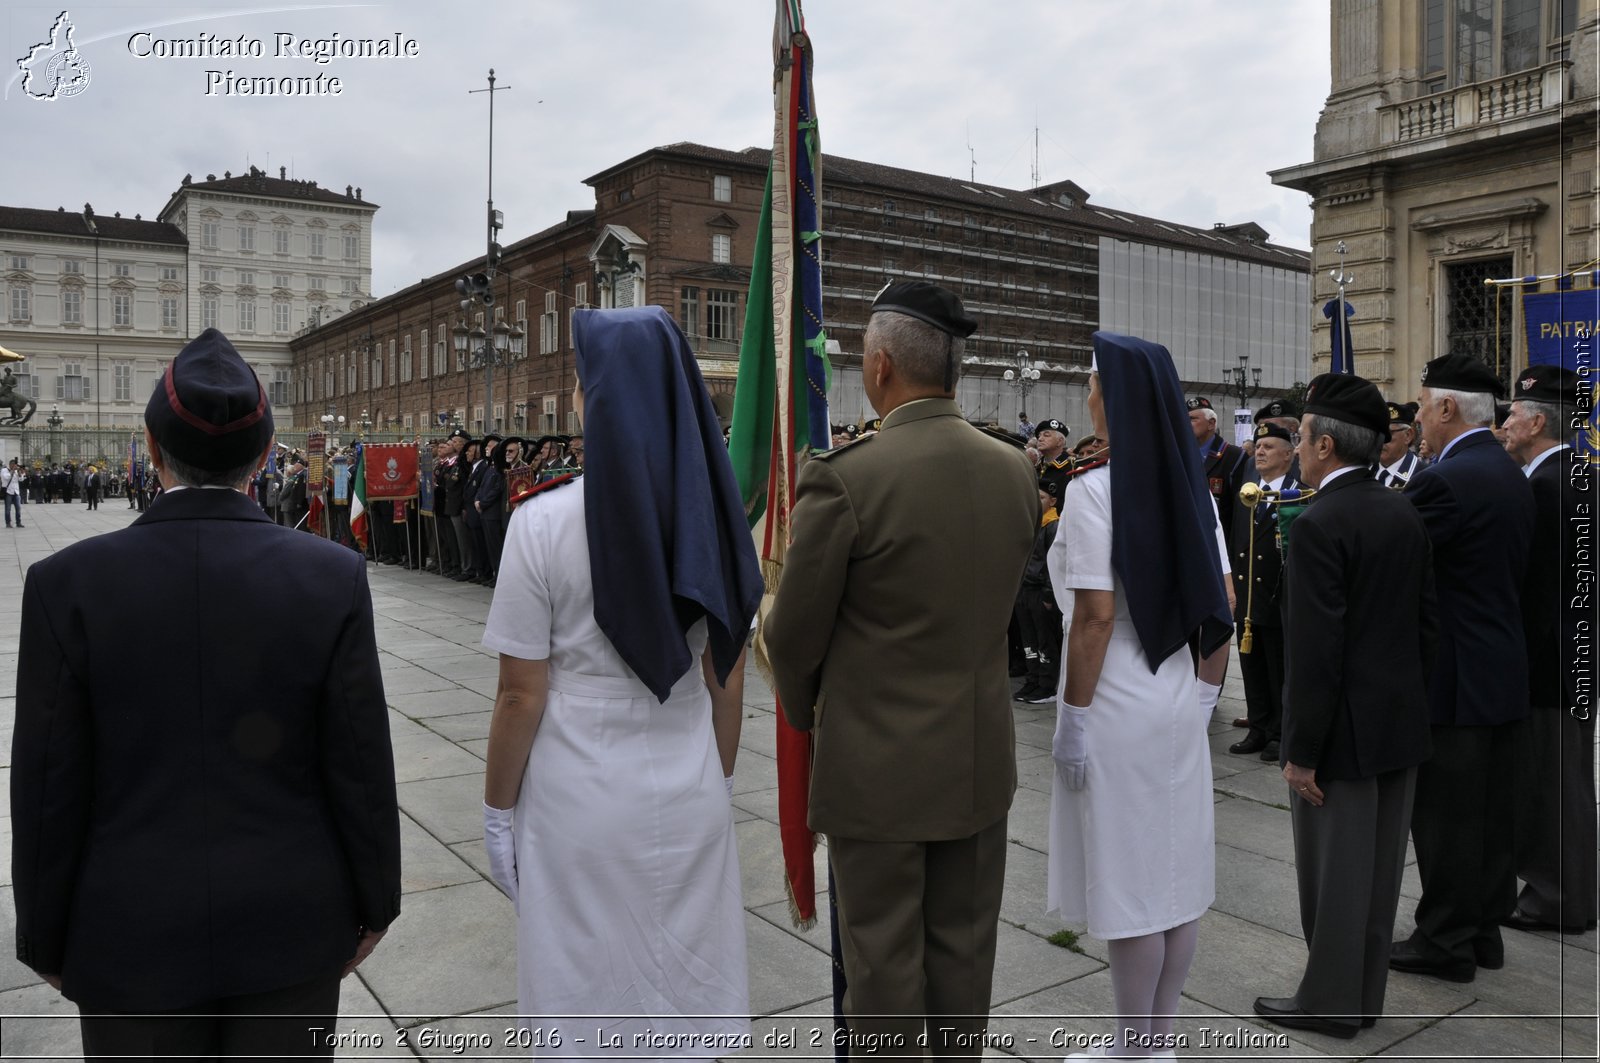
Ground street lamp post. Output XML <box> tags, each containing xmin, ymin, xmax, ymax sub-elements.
<box><xmin>1223</xmin><ymin>354</ymin><xmax>1264</xmax><ymax>446</ymax></box>
<box><xmin>47</xmin><ymin>403</ymin><xmax>63</xmax><ymax>465</ymax></box>
<box><xmin>1001</xmin><ymin>349</ymin><xmax>1042</xmax><ymax>426</ymax></box>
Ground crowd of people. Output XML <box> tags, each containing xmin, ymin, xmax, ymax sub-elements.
<box><xmin>0</xmin><ymin>460</ymin><xmax>142</xmax><ymax>513</ymax></box>
<box><xmin>7</xmin><ymin>287</ymin><xmax>1591</xmax><ymax>1061</ymax></box>
<box><xmin>249</xmin><ymin>430</ymin><xmax>583</xmax><ymax>587</ymax></box>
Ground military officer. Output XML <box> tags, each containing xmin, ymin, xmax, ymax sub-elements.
<box><xmin>1375</xmin><ymin>402</ymin><xmax>1424</xmax><ymax>488</ymax></box>
<box><xmin>1228</xmin><ymin>420</ymin><xmax>1300</xmax><ymax>761</ymax></box>
<box><xmin>1035</xmin><ymin>417</ymin><xmax>1073</xmax><ymax>503</ymax></box>
<box><xmin>765</xmin><ymin>280</ymin><xmax>1037</xmax><ymax>1056</ymax></box>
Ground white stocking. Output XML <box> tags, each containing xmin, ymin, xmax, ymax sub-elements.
<box><xmin>1106</xmin><ymin>933</ymin><xmax>1163</xmax><ymax>1057</ymax></box>
<box><xmin>1150</xmin><ymin>919</ymin><xmax>1200</xmax><ymax>1041</ymax></box>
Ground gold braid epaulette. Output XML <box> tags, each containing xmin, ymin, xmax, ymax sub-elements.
<box><xmin>509</xmin><ymin>471</ymin><xmax>581</xmax><ymax>510</ymax></box>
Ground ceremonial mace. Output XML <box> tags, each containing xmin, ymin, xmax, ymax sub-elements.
<box><xmin>1235</xmin><ymin>481</ymin><xmax>1318</xmax><ymax>653</ymax></box>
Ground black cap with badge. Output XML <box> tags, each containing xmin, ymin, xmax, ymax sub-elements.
<box><xmin>1387</xmin><ymin>401</ymin><xmax>1418</xmax><ymax>426</ymax></box>
<box><xmin>1255</xmin><ymin>398</ymin><xmax>1298</xmax><ymax>422</ymax></box>
<box><xmin>1253</xmin><ymin>421</ymin><xmax>1293</xmax><ymax>444</ymax></box>
<box><xmin>1186</xmin><ymin>396</ymin><xmax>1213</xmax><ymax>412</ymax></box>
<box><xmin>1037</xmin><ymin>418</ymin><xmax>1071</xmax><ymax>437</ymax></box>
<box><xmin>870</xmin><ymin>280</ymin><xmax>977</xmax><ymax>392</ymax></box>
<box><xmin>1514</xmin><ymin>364</ymin><xmax>1584</xmax><ymax>405</ymax></box>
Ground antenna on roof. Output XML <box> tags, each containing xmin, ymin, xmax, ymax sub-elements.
<box><xmin>1031</xmin><ymin>118</ymin><xmax>1040</xmax><ymax>189</ymax></box>
<box><xmin>966</xmin><ymin>122</ymin><xmax>975</xmax><ymax>184</ymax></box>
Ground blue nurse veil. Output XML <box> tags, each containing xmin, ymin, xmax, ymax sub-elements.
<box><xmin>572</xmin><ymin>306</ymin><xmax>762</xmax><ymax>702</ymax></box>
<box><xmin>1093</xmin><ymin>331</ymin><xmax>1234</xmax><ymax>670</ymax></box>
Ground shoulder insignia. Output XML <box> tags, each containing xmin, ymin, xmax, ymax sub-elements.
<box><xmin>509</xmin><ymin>470</ymin><xmax>581</xmax><ymax>509</ymax></box>
<box><xmin>813</xmin><ymin>436</ymin><xmax>872</xmax><ymax>461</ymax></box>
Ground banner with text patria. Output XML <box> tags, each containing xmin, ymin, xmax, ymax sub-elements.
<box><xmin>363</xmin><ymin>443</ymin><xmax>419</xmax><ymax>500</ymax></box>
<box><xmin>1523</xmin><ymin>275</ymin><xmax>1600</xmax><ymax>370</ymax></box>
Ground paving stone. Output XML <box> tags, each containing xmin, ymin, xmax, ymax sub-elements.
<box><xmin>1374</xmin><ymin>1000</ymin><xmax>1589</xmax><ymax>1061</ymax></box>
<box><xmin>1211</xmin><ymin>794</ymin><xmax>1297</xmax><ymax>864</ymax></box>
<box><xmin>390</xmin><ymin>730</ymin><xmax>487</xmax><ymax>784</ymax></box>
<box><xmin>397</xmin><ymin>773</ymin><xmax>490</xmax><ymax>844</ymax></box>
<box><xmin>389</xmin><ymin>688</ymin><xmax>494</xmax><ymax>719</ymax></box>
<box><xmin>732</xmin><ymin>786</ymin><xmax>780</xmax><ymax>824</ymax></box>
<box><xmin>745</xmin><ymin>909</ymin><xmax>833</xmax><ymax>1018</ymax></box>
<box><xmin>424</xmin><ymin>710</ymin><xmax>494</xmax><ymax>743</ymax></box>
<box><xmin>731</xmin><ymin>750</ymin><xmax>779</xmax><ymax>795</ymax></box>
<box><xmin>399</xmin><ymin>811</ymin><xmax>482</xmax><ymax>894</ymax></box>
<box><xmin>356</xmin><ymin>881</ymin><xmax>517</xmax><ymax>1024</ymax></box>
<box><xmin>1213</xmin><ymin>763</ymin><xmax>1295</xmax><ymax>808</ymax></box>
<box><xmin>0</xmin><ymin>981</ymin><xmax>81</xmax><ymax>1060</ymax></box>
<box><xmin>416</xmin><ymin>653</ymin><xmax>502</xmax><ymax>682</ymax></box>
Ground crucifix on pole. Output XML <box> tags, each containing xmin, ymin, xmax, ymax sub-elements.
<box><xmin>467</xmin><ymin>69</ymin><xmax>512</xmax><ymax>433</ymax></box>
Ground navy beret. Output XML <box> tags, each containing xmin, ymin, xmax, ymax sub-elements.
<box><xmin>1037</xmin><ymin>418</ymin><xmax>1071</xmax><ymax>436</ymax></box>
<box><xmin>144</xmin><ymin>329</ymin><xmax>272</xmax><ymax>473</ymax></box>
<box><xmin>1421</xmin><ymin>352</ymin><xmax>1505</xmax><ymax>398</ymax></box>
<box><xmin>1303</xmin><ymin>372</ymin><xmax>1389</xmax><ymax>437</ymax></box>
<box><xmin>1253</xmin><ymin>421</ymin><xmax>1294</xmax><ymax>444</ymax></box>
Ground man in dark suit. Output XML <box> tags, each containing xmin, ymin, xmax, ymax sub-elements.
<box><xmin>442</xmin><ymin>430</ymin><xmax>472</xmax><ymax>580</ymax></box>
<box><xmin>1253</xmin><ymin>373</ymin><xmax>1436</xmax><ymax>1039</ymax></box>
<box><xmin>1502</xmin><ymin>364</ymin><xmax>1596</xmax><ymax>934</ymax></box>
<box><xmin>1391</xmin><ymin>352</ymin><xmax>1534</xmax><ymax>983</ymax></box>
<box><xmin>475</xmin><ymin>434</ymin><xmax>506</xmax><ymax>587</ymax></box>
<box><xmin>1228</xmin><ymin>421</ymin><xmax>1301</xmax><ymax>761</ymax></box>
<box><xmin>766</xmin><ymin>282</ymin><xmax>1038</xmax><ymax>1055</ymax></box>
<box><xmin>461</xmin><ymin>439</ymin><xmax>488</xmax><ymax>582</ymax></box>
<box><xmin>1190</xmin><ymin>394</ymin><xmax>1256</xmax><ymax>721</ymax></box>
<box><xmin>11</xmin><ymin>329</ymin><xmax>402</xmax><ymax>1059</ymax></box>
<box><xmin>83</xmin><ymin>465</ymin><xmax>100</xmax><ymax>510</ymax></box>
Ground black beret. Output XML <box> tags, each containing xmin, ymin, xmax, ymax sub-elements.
<box><xmin>1421</xmin><ymin>352</ymin><xmax>1505</xmax><ymax>397</ymax></box>
<box><xmin>1037</xmin><ymin>418</ymin><xmax>1071</xmax><ymax>436</ymax></box>
<box><xmin>870</xmin><ymin>280</ymin><xmax>977</xmax><ymax>337</ymax></box>
<box><xmin>484</xmin><ymin>432</ymin><xmax>504</xmax><ymax>445</ymax></box>
<box><xmin>447</xmin><ymin>427</ymin><xmax>471</xmax><ymax>442</ymax></box>
<box><xmin>1253</xmin><ymin>421</ymin><xmax>1294</xmax><ymax>444</ymax></box>
<box><xmin>1038</xmin><ymin>476</ymin><xmax>1062</xmax><ymax>499</ymax></box>
<box><xmin>1255</xmin><ymin>398</ymin><xmax>1298</xmax><ymax>422</ymax></box>
<box><xmin>1186</xmin><ymin>396</ymin><xmax>1214</xmax><ymax>412</ymax></box>
<box><xmin>1303</xmin><ymin>372</ymin><xmax>1390</xmax><ymax>437</ymax></box>
<box><xmin>1514</xmin><ymin>364</ymin><xmax>1584</xmax><ymax>405</ymax></box>
<box><xmin>1387</xmin><ymin>401</ymin><xmax>1418</xmax><ymax>426</ymax></box>
<box><xmin>144</xmin><ymin>329</ymin><xmax>273</xmax><ymax>473</ymax></box>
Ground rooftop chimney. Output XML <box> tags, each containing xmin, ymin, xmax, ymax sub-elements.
<box><xmin>279</xmin><ymin>166</ymin><xmax>287</xmax><ymax>179</ymax></box>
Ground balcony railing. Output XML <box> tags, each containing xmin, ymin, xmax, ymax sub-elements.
<box><xmin>1382</xmin><ymin>60</ymin><xmax>1570</xmax><ymax>145</ymax></box>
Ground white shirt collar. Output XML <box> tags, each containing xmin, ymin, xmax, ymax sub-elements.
<box><xmin>1524</xmin><ymin>443</ymin><xmax>1569</xmax><ymax>477</ymax></box>
<box><xmin>1319</xmin><ymin>465</ymin><xmax>1361</xmax><ymax>489</ymax></box>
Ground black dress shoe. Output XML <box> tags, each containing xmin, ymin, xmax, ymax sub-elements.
<box><xmin>1474</xmin><ymin>943</ymin><xmax>1505</xmax><ymax>970</ymax></box>
<box><xmin>1231</xmin><ymin>716</ymin><xmax>1249</xmax><ymax>728</ymax></box>
<box><xmin>1503</xmin><ymin>907</ymin><xmax>1586</xmax><ymax>934</ymax></box>
<box><xmin>1260</xmin><ymin>739</ymin><xmax>1280</xmax><ymax>762</ymax></box>
<box><xmin>1229</xmin><ymin>732</ymin><xmax>1267</xmax><ymax>755</ymax></box>
<box><xmin>1013</xmin><ymin>683</ymin><xmax>1043</xmax><ymax>702</ymax></box>
<box><xmin>1251</xmin><ymin>997</ymin><xmax>1360</xmax><ymax>1040</ymax></box>
<box><xmin>1389</xmin><ymin>940</ymin><xmax>1475</xmax><ymax>983</ymax></box>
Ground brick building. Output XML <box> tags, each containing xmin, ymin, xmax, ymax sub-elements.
<box><xmin>291</xmin><ymin>142</ymin><xmax>1311</xmax><ymax>438</ymax></box>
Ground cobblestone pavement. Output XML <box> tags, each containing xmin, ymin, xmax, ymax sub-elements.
<box><xmin>1</xmin><ymin>501</ymin><xmax>1594</xmax><ymax>1060</ymax></box>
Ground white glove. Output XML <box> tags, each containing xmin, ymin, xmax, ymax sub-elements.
<box><xmin>724</xmin><ymin>774</ymin><xmax>735</xmax><ymax>799</ymax></box>
<box><xmin>1196</xmin><ymin>679</ymin><xmax>1222</xmax><ymax>723</ymax></box>
<box><xmin>1053</xmin><ymin>703</ymin><xmax>1089</xmax><ymax>791</ymax></box>
<box><xmin>482</xmin><ymin>802</ymin><xmax>518</xmax><ymax>901</ymax></box>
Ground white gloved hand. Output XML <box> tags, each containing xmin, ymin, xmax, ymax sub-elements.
<box><xmin>482</xmin><ymin>802</ymin><xmax>518</xmax><ymax>901</ymax></box>
<box><xmin>1196</xmin><ymin>679</ymin><xmax>1223</xmax><ymax>723</ymax></box>
<box><xmin>1053</xmin><ymin>703</ymin><xmax>1090</xmax><ymax>791</ymax></box>
<box><xmin>724</xmin><ymin>774</ymin><xmax>735</xmax><ymax>799</ymax></box>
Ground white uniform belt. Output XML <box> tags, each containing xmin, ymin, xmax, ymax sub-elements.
<box><xmin>547</xmin><ymin>665</ymin><xmax>702</xmax><ymax>700</ymax></box>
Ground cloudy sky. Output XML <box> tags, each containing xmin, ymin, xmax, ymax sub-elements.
<box><xmin>1</xmin><ymin>0</ymin><xmax>1329</xmax><ymax>297</ymax></box>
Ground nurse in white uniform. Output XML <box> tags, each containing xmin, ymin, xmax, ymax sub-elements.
<box><xmin>480</xmin><ymin>306</ymin><xmax>763</xmax><ymax>1061</ymax></box>
<box><xmin>1046</xmin><ymin>332</ymin><xmax>1235</xmax><ymax>1060</ymax></box>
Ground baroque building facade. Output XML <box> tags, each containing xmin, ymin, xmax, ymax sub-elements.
<box><xmin>292</xmin><ymin>142</ymin><xmax>1311</xmax><ymax>440</ymax></box>
<box><xmin>1272</xmin><ymin>0</ymin><xmax>1597</xmax><ymax>395</ymax></box>
<box><xmin>0</xmin><ymin>166</ymin><xmax>375</xmax><ymax>431</ymax></box>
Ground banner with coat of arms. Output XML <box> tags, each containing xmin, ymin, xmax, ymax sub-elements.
<box><xmin>362</xmin><ymin>443</ymin><xmax>419</xmax><ymax>500</ymax></box>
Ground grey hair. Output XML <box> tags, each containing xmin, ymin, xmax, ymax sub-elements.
<box><xmin>157</xmin><ymin>443</ymin><xmax>260</xmax><ymax>490</ymax></box>
<box><xmin>1430</xmin><ymin>387</ymin><xmax>1496</xmax><ymax>427</ymax></box>
<box><xmin>1199</xmin><ymin>407</ymin><xmax>1218</xmax><ymax>426</ymax></box>
<box><xmin>865</xmin><ymin>311</ymin><xmax>964</xmax><ymax>391</ymax></box>
<box><xmin>1303</xmin><ymin>412</ymin><xmax>1384</xmax><ymax>466</ymax></box>
<box><xmin>1515</xmin><ymin>399</ymin><xmax>1572</xmax><ymax>443</ymax></box>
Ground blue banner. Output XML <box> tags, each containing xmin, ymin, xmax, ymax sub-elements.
<box><xmin>1523</xmin><ymin>283</ymin><xmax>1600</xmax><ymax>370</ymax></box>
<box><xmin>1322</xmin><ymin>298</ymin><xmax>1354</xmax><ymax>374</ymax></box>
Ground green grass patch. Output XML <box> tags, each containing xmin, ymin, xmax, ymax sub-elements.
<box><xmin>1046</xmin><ymin>928</ymin><xmax>1083</xmax><ymax>953</ymax></box>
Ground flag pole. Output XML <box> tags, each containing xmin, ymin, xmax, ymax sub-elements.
<box><xmin>1330</xmin><ymin>240</ymin><xmax>1353</xmax><ymax>374</ymax></box>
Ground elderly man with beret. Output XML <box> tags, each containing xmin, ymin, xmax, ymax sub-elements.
<box><xmin>11</xmin><ymin>329</ymin><xmax>402</xmax><ymax>1059</ymax></box>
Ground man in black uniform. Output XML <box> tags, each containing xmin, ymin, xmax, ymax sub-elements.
<box><xmin>1374</xmin><ymin>402</ymin><xmax>1424</xmax><ymax>488</ymax></box>
<box><xmin>1502</xmin><ymin>365</ymin><xmax>1596</xmax><ymax>934</ymax></box>
<box><xmin>1190</xmin><ymin>395</ymin><xmax>1255</xmax><ymax>721</ymax></box>
<box><xmin>1391</xmin><ymin>353</ymin><xmax>1533</xmax><ymax>984</ymax></box>
<box><xmin>11</xmin><ymin>329</ymin><xmax>401</xmax><ymax>1057</ymax></box>
<box><xmin>1034</xmin><ymin>417</ymin><xmax>1073</xmax><ymax>504</ymax></box>
<box><xmin>1228</xmin><ymin>421</ymin><xmax>1300</xmax><ymax>761</ymax></box>
<box><xmin>1253</xmin><ymin>372</ymin><xmax>1435</xmax><ymax>1038</ymax></box>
